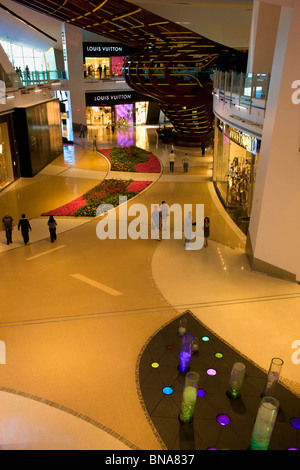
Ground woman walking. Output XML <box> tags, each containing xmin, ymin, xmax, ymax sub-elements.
<box><xmin>48</xmin><ymin>215</ymin><xmax>57</xmax><ymax>243</ymax></box>
<box><xmin>204</xmin><ymin>217</ymin><xmax>210</xmax><ymax>247</ymax></box>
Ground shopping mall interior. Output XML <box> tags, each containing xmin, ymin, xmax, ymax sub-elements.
<box><xmin>0</xmin><ymin>0</ymin><xmax>299</xmax><ymax>451</ymax></box>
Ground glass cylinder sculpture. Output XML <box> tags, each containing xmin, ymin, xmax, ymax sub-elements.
<box><xmin>178</xmin><ymin>334</ymin><xmax>194</xmax><ymax>373</ymax></box>
<box><xmin>262</xmin><ymin>357</ymin><xmax>284</xmax><ymax>397</ymax></box>
<box><xmin>179</xmin><ymin>372</ymin><xmax>200</xmax><ymax>424</ymax></box>
<box><xmin>178</xmin><ymin>318</ymin><xmax>187</xmax><ymax>336</ymax></box>
<box><xmin>249</xmin><ymin>396</ymin><xmax>279</xmax><ymax>450</ymax></box>
<box><xmin>226</xmin><ymin>362</ymin><xmax>246</xmax><ymax>399</ymax></box>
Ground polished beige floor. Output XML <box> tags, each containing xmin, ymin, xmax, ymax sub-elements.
<box><xmin>0</xmin><ymin>125</ymin><xmax>299</xmax><ymax>450</ymax></box>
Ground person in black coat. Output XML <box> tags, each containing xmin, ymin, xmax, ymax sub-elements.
<box><xmin>18</xmin><ymin>214</ymin><xmax>31</xmax><ymax>244</ymax></box>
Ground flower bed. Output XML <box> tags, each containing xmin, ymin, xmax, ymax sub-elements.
<box><xmin>99</xmin><ymin>146</ymin><xmax>161</xmax><ymax>173</ymax></box>
<box><xmin>42</xmin><ymin>179</ymin><xmax>152</xmax><ymax>217</ymax></box>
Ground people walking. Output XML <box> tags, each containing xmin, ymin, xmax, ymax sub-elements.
<box><xmin>160</xmin><ymin>201</ymin><xmax>169</xmax><ymax>231</ymax></box>
<box><xmin>182</xmin><ymin>153</ymin><xmax>190</xmax><ymax>172</ymax></box>
<box><xmin>18</xmin><ymin>214</ymin><xmax>31</xmax><ymax>244</ymax></box>
<box><xmin>79</xmin><ymin>123</ymin><xmax>85</xmax><ymax>138</ymax></box>
<box><xmin>48</xmin><ymin>215</ymin><xmax>57</xmax><ymax>243</ymax></box>
<box><xmin>184</xmin><ymin>211</ymin><xmax>193</xmax><ymax>249</ymax></box>
<box><xmin>2</xmin><ymin>212</ymin><xmax>13</xmax><ymax>245</ymax></box>
<box><xmin>93</xmin><ymin>135</ymin><xmax>97</xmax><ymax>151</ymax></box>
<box><xmin>169</xmin><ymin>150</ymin><xmax>176</xmax><ymax>172</ymax></box>
<box><xmin>204</xmin><ymin>217</ymin><xmax>210</xmax><ymax>247</ymax></box>
<box><xmin>151</xmin><ymin>205</ymin><xmax>160</xmax><ymax>241</ymax></box>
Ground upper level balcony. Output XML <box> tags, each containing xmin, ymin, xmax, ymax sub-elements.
<box><xmin>213</xmin><ymin>70</ymin><xmax>271</xmax><ymax>138</ymax></box>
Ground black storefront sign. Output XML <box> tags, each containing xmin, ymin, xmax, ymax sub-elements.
<box><xmin>83</xmin><ymin>42</ymin><xmax>139</xmax><ymax>58</ymax></box>
<box><xmin>86</xmin><ymin>91</ymin><xmax>151</xmax><ymax>107</ymax></box>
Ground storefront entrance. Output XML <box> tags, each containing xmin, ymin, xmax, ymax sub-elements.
<box><xmin>0</xmin><ymin>116</ymin><xmax>17</xmax><ymax>191</ymax></box>
<box><xmin>86</xmin><ymin>106</ymin><xmax>112</xmax><ymax>126</ymax></box>
<box><xmin>213</xmin><ymin>120</ymin><xmax>260</xmax><ymax>234</ymax></box>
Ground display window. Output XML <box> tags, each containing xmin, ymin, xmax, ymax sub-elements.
<box><xmin>111</xmin><ymin>57</ymin><xmax>126</xmax><ymax>76</ymax></box>
<box><xmin>116</xmin><ymin>104</ymin><xmax>134</xmax><ymax>126</ymax></box>
<box><xmin>86</xmin><ymin>106</ymin><xmax>112</xmax><ymax>125</ymax></box>
<box><xmin>213</xmin><ymin>120</ymin><xmax>260</xmax><ymax>234</ymax></box>
<box><xmin>84</xmin><ymin>58</ymin><xmax>111</xmax><ymax>79</ymax></box>
<box><xmin>0</xmin><ymin>122</ymin><xmax>14</xmax><ymax>191</ymax></box>
<box><xmin>135</xmin><ymin>102</ymin><xmax>148</xmax><ymax>125</ymax></box>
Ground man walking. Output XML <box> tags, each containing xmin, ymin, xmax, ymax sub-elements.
<box><xmin>18</xmin><ymin>214</ymin><xmax>32</xmax><ymax>244</ymax></box>
<box><xmin>182</xmin><ymin>153</ymin><xmax>190</xmax><ymax>172</ymax></box>
<box><xmin>2</xmin><ymin>212</ymin><xmax>13</xmax><ymax>245</ymax></box>
<box><xmin>169</xmin><ymin>150</ymin><xmax>176</xmax><ymax>172</ymax></box>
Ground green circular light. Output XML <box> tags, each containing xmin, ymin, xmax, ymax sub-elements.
<box><xmin>202</xmin><ymin>336</ymin><xmax>209</xmax><ymax>342</ymax></box>
<box><xmin>215</xmin><ymin>353</ymin><xmax>223</xmax><ymax>358</ymax></box>
<box><xmin>151</xmin><ymin>362</ymin><xmax>160</xmax><ymax>368</ymax></box>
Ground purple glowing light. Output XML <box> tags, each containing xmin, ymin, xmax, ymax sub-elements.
<box><xmin>207</xmin><ymin>368</ymin><xmax>217</xmax><ymax>376</ymax></box>
<box><xmin>178</xmin><ymin>351</ymin><xmax>192</xmax><ymax>373</ymax></box>
<box><xmin>216</xmin><ymin>414</ymin><xmax>231</xmax><ymax>426</ymax></box>
<box><xmin>197</xmin><ymin>389</ymin><xmax>206</xmax><ymax>398</ymax></box>
<box><xmin>290</xmin><ymin>417</ymin><xmax>300</xmax><ymax>429</ymax></box>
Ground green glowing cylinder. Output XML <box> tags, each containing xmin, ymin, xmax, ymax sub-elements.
<box><xmin>179</xmin><ymin>372</ymin><xmax>199</xmax><ymax>424</ymax></box>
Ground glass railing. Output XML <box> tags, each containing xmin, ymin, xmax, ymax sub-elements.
<box><xmin>214</xmin><ymin>70</ymin><xmax>270</xmax><ymax>100</ymax></box>
<box><xmin>0</xmin><ymin>70</ymin><xmax>68</xmax><ymax>88</ymax></box>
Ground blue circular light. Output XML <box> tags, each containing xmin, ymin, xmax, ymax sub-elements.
<box><xmin>162</xmin><ymin>387</ymin><xmax>173</xmax><ymax>395</ymax></box>
<box><xmin>290</xmin><ymin>417</ymin><xmax>300</xmax><ymax>429</ymax></box>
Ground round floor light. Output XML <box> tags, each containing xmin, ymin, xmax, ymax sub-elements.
<box><xmin>197</xmin><ymin>389</ymin><xmax>206</xmax><ymax>398</ymax></box>
<box><xmin>290</xmin><ymin>417</ymin><xmax>300</xmax><ymax>429</ymax></box>
<box><xmin>162</xmin><ymin>387</ymin><xmax>173</xmax><ymax>395</ymax></box>
<box><xmin>202</xmin><ymin>336</ymin><xmax>209</xmax><ymax>342</ymax></box>
<box><xmin>207</xmin><ymin>368</ymin><xmax>217</xmax><ymax>376</ymax></box>
<box><xmin>217</xmin><ymin>414</ymin><xmax>231</xmax><ymax>426</ymax></box>
<box><xmin>151</xmin><ymin>362</ymin><xmax>160</xmax><ymax>368</ymax></box>
<box><xmin>215</xmin><ymin>352</ymin><xmax>223</xmax><ymax>358</ymax></box>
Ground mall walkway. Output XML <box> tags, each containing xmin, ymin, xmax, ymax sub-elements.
<box><xmin>0</xmin><ymin>126</ymin><xmax>299</xmax><ymax>450</ymax></box>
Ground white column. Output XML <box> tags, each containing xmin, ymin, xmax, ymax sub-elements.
<box><xmin>62</xmin><ymin>23</ymin><xmax>87</xmax><ymax>135</ymax></box>
<box><xmin>247</xmin><ymin>1</ymin><xmax>300</xmax><ymax>281</ymax></box>
<box><xmin>247</xmin><ymin>0</ymin><xmax>281</xmax><ymax>74</ymax></box>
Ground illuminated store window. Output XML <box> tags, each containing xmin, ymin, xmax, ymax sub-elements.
<box><xmin>0</xmin><ymin>122</ymin><xmax>14</xmax><ymax>191</ymax></box>
<box><xmin>84</xmin><ymin>58</ymin><xmax>111</xmax><ymax>79</ymax></box>
<box><xmin>86</xmin><ymin>106</ymin><xmax>112</xmax><ymax>126</ymax></box>
<box><xmin>135</xmin><ymin>102</ymin><xmax>148</xmax><ymax>125</ymax></box>
<box><xmin>213</xmin><ymin>119</ymin><xmax>260</xmax><ymax>234</ymax></box>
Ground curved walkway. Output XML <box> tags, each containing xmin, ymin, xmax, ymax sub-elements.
<box><xmin>0</xmin><ymin>126</ymin><xmax>298</xmax><ymax>450</ymax></box>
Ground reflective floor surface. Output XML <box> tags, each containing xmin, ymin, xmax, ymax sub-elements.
<box><xmin>0</xmin><ymin>125</ymin><xmax>299</xmax><ymax>450</ymax></box>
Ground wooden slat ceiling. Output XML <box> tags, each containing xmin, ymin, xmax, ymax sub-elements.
<box><xmin>11</xmin><ymin>0</ymin><xmax>231</xmax><ymax>53</ymax></box>
<box><xmin>11</xmin><ymin>0</ymin><xmax>235</xmax><ymax>141</ymax></box>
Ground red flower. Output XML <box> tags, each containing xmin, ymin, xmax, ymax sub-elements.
<box><xmin>42</xmin><ymin>196</ymin><xmax>87</xmax><ymax>216</ymax></box>
<box><xmin>127</xmin><ymin>181</ymin><xmax>152</xmax><ymax>193</ymax></box>
<box><xmin>134</xmin><ymin>154</ymin><xmax>161</xmax><ymax>173</ymax></box>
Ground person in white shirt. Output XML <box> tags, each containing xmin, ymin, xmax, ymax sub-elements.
<box><xmin>160</xmin><ymin>201</ymin><xmax>169</xmax><ymax>231</ymax></box>
<box><xmin>169</xmin><ymin>150</ymin><xmax>176</xmax><ymax>172</ymax></box>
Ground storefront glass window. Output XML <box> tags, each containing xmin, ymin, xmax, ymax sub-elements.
<box><xmin>111</xmin><ymin>56</ymin><xmax>125</xmax><ymax>76</ymax></box>
<box><xmin>84</xmin><ymin>58</ymin><xmax>111</xmax><ymax>79</ymax></box>
<box><xmin>135</xmin><ymin>102</ymin><xmax>148</xmax><ymax>125</ymax></box>
<box><xmin>116</xmin><ymin>104</ymin><xmax>134</xmax><ymax>126</ymax></box>
<box><xmin>86</xmin><ymin>106</ymin><xmax>112</xmax><ymax>125</ymax></box>
<box><xmin>0</xmin><ymin>122</ymin><xmax>14</xmax><ymax>191</ymax></box>
<box><xmin>214</xmin><ymin>120</ymin><xmax>260</xmax><ymax>234</ymax></box>
<box><xmin>0</xmin><ymin>40</ymin><xmax>46</xmax><ymax>72</ymax></box>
